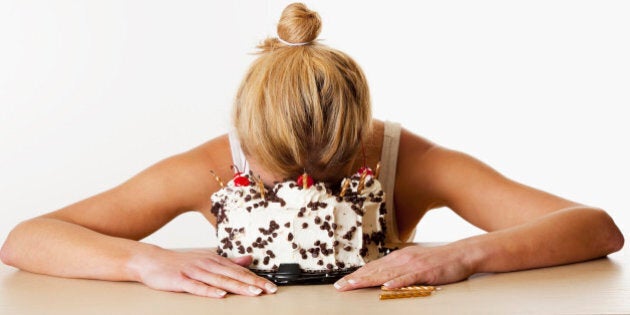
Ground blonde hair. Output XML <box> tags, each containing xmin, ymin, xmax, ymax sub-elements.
<box><xmin>233</xmin><ymin>3</ymin><xmax>372</xmax><ymax>182</ymax></box>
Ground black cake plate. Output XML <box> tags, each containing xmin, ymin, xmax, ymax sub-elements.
<box><xmin>251</xmin><ymin>263</ymin><xmax>359</xmax><ymax>285</ymax></box>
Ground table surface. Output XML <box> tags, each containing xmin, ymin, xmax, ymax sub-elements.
<box><xmin>1</xmin><ymin>248</ymin><xmax>629</xmax><ymax>315</ymax></box>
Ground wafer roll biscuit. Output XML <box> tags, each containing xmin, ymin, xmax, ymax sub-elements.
<box><xmin>379</xmin><ymin>290</ymin><xmax>433</xmax><ymax>300</ymax></box>
<box><xmin>339</xmin><ymin>179</ymin><xmax>350</xmax><ymax>197</ymax></box>
<box><xmin>210</xmin><ymin>170</ymin><xmax>224</xmax><ymax>188</ymax></box>
<box><xmin>255</xmin><ymin>176</ymin><xmax>266</xmax><ymax>199</ymax></box>
<box><xmin>357</xmin><ymin>170</ymin><xmax>368</xmax><ymax>192</ymax></box>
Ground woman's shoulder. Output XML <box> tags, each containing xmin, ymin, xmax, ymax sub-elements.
<box><xmin>371</xmin><ymin>119</ymin><xmax>436</xmax><ymax>156</ymax></box>
<box><xmin>194</xmin><ymin>133</ymin><xmax>230</xmax><ymax>161</ymax></box>
<box><xmin>184</xmin><ymin>133</ymin><xmax>236</xmax><ymax>180</ymax></box>
<box><xmin>366</xmin><ymin>119</ymin><xmax>436</xmax><ymax>170</ymax></box>
<box><xmin>371</xmin><ymin>119</ymin><xmax>434</xmax><ymax>146</ymax></box>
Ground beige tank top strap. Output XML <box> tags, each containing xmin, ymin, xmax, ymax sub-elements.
<box><xmin>380</xmin><ymin>121</ymin><xmax>404</xmax><ymax>244</ymax></box>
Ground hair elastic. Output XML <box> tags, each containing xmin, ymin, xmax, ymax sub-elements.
<box><xmin>277</xmin><ymin>36</ymin><xmax>310</xmax><ymax>46</ymax></box>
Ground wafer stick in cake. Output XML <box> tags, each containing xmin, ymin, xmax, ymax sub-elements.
<box><xmin>255</xmin><ymin>176</ymin><xmax>266</xmax><ymax>199</ymax></box>
<box><xmin>374</xmin><ymin>162</ymin><xmax>381</xmax><ymax>179</ymax></box>
<box><xmin>300</xmin><ymin>172</ymin><xmax>309</xmax><ymax>189</ymax></box>
<box><xmin>357</xmin><ymin>170</ymin><xmax>368</xmax><ymax>193</ymax></box>
<box><xmin>210</xmin><ymin>170</ymin><xmax>224</xmax><ymax>188</ymax></box>
<box><xmin>339</xmin><ymin>179</ymin><xmax>350</xmax><ymax>197</ymax></box>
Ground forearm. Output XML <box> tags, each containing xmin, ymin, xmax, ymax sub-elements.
<box><xmin>0</xmin><ymin>217</ymin><xmax>158</xmax><ymax>281</ymax></box>
<box><xmin>460</xmin><ymin>207</ymin><xmax>624</xmax><ymax>274</ymax></box>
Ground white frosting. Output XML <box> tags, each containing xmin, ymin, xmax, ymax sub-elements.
<box><xmin>211</xmin><ymin>173</ymin><xmax>387</xmax><ymax>271</ymax></box>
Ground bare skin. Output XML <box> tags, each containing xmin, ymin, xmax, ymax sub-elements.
<box><xmin>0</xmin><ymin>120</ymin><xmax>624</xmax><ymax>297</ymax></box>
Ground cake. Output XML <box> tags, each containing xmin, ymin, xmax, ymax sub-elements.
<box><xmin>210</xmin><ymin>167</ymin><xmax>387</xmax><ymax>272</ymax></box>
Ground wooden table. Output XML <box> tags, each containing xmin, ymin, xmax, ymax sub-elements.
<box><xmin>1</xmin><ymin>250</ymin><xmax>628</xmax><ymax>315</ymax></box>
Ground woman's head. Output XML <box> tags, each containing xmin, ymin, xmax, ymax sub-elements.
<box><xmin>233</xmin><ymin>2</ymin><xmax>371</xmax><ymax>183</ymax></box>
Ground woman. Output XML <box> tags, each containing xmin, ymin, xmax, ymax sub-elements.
<box><xmin>1</xmin><ymin>3</ymin><xmax>624</xmax><ymax>298</ymax></box>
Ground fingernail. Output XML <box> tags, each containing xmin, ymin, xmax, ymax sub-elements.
<box><xmin>216</xmin><ymin>289</ymin><xmax>227</xmax><ymax>297</ymax></box>
<box><xmin>383</xmin><ymin>281</ymin><xmax>393</xmax><ymax>287</ymax></box>
<box><xmin>334</xmin><ymin>278</ymin><xmax>348</xmax><ymax>289</ymax></box>
<box><xmin>265</xmin><ymin>282</ymin><xmax>278</xmax><ymax>293</ymax></box>
<box><xmin>248</xmin><ymin>285</ymin><xmax>263</xmax><ymax>295</ymax></box>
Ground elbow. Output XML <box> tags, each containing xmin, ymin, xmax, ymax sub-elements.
<box><xmin>1</xmin><ymin>220</ymin><xmax>30</xmax><ymax>267</ymax></box>
<box><xmin>594</xmin><ymin>209</ymin><xmax>624</xmax><ymax>254</ymax></box>
<box><xmin>0</xmin><ymin>235</ymin><xmax>15</xmax><ymax>266</ymax></box>
<box><xmin>608</xmin><ymin>226</ymin><xmax>625</xmax><ymax>254</ymax></box>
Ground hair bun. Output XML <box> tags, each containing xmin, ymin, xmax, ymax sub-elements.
<box><xmin>277</xmin><ymin>3</ymin><xmax>322</xmax><ymax>45</ymax></box>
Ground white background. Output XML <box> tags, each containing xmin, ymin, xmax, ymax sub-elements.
<box><xmin>1</xmin><ymin>1</ymin><xmax>628</xmax><ymax>252</ymax></box>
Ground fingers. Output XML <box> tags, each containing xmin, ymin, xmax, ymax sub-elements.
<box><xmin>185</xmin><ymin>267</ymin><xmax>267</xmax><ymax>296</ymax></box>
<box><xmin>333</xmin><ymin>251</ymin><xmax>412</xmax><ymax>291</ymax></box>
<box><xmin>180</xmin><ymin>278</ymin><xmax>228</xmax><ymax>298</ymax></box>
<box><xmin>334</xmin><ymin>268</ymin><xmax>425</xmax><ymax>291</ymax></box>
<box><xmin>333</xmin><ymin>246</ymin><xmax>458</xmax><ymax>292</ymax></box>
<box><xmin>382</xmin><ymin>273</ymin><xmax>425</xmax><ymax>289</ymax></box>
<box><xmin>208</xmin><ymin>260</ymin><xmax>277</xmax><ymax>294</ymax></box>
<box><xmin>141</xmin><ymin>249</ymin><xmax>279</xmax><ymax>298</ymax></box>
<box><xmin>189</xmin><ymin>255</ymin><xmax>277</xmax><ymax>295</ymax></box>
<box><xmin>334</xmin><ymin>266</ymin><xmax>401</xmax><ymax>291</ymax></box>
<box><xmin>195</xmin><ymin>252</ymin><xmax>277</xmax><ymax>295</ymax></box>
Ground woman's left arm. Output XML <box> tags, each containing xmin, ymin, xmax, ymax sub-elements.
<box><xmin>335</xmin><ymin>129</ymin><xmax>624</xmax><ymax>290</ymax></box>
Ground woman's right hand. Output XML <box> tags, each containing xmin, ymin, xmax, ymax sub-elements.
<box><xmin>128</xmin><ymin>246</ymin><xmax>277</xmax><ymax>298</ymax></box>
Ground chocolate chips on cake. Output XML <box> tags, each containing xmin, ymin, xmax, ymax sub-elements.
<box><xmin>210</xmin><ymin>165</ymin><xmax>387</xmax><ymax>272</ymax></box>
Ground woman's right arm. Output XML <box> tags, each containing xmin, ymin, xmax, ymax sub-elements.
<box><xmin>0</xmin><ymin>136</ymin><xmax>277</xmax><ymax>297</ymax></box>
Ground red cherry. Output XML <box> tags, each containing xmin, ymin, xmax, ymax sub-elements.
<box><xmin>297</xmin><ymin>173</ymin><xmax>314</xmax><ymax>188</ymax></box>
<box><xmin>233</xmin><ymin>173</ymin><xmax>251</xmax><ymax>187</ymax></box>
<box><xmin>357</xmin><ymin>166</ymin><xmax>373</xmax><ymax>176</ymax></box>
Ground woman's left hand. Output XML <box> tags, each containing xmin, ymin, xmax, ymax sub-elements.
<box><xmin>333</xmin><ymin>242</ymin><xmax>479</xmax><ymax>291</ymax></box>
